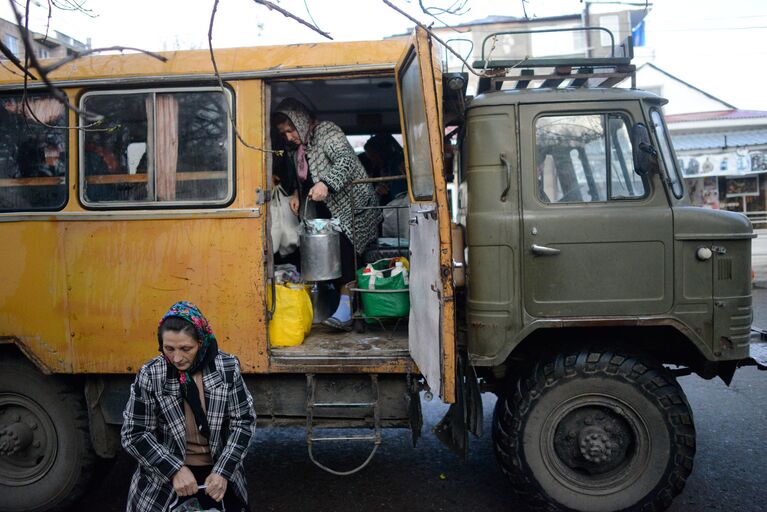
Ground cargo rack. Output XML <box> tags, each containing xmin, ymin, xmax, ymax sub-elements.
<box><xmin>472</xmin><ymin>27</ymin><xmax>636</xmax><ymax>94</ymax></box>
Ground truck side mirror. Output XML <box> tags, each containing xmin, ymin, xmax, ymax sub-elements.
<box><xmin>632</xmin><ymin>123</ymin><xmax>659</xmax><ymax>177</ymax></box>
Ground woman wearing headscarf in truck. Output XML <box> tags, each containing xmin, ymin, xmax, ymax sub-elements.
<box><xmin>273</xmin><ymin>98</ymin><xmax>381</xmax><ymax>331</ymax></box>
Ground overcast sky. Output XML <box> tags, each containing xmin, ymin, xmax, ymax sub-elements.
<box><xmin>3</xmin><ymin>0</ymin><xmax>766</xmax><ymax>110</ymax></box>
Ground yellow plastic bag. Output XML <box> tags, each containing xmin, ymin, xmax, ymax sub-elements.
<box><xmin>267</xmin><ymin>283</ymin><xmax>313</xmax><ymax>347</ymax></box>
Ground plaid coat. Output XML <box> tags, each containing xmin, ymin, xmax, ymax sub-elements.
<box><xmin>276</xmin><ymin>99</ymin><xmax>381</xmax><ymax>251</ymax></box>
<box><xmin>121</xmin><ymin>352</ymin><xmax>255</xmax><ymax>511</ymax></box>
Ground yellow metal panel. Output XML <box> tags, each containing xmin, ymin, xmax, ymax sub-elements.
<box><xmin>0</xmin><ymin>80</ymin><xmax>270</xmax><ymax>374</ymax></box>
<box><xmin>0</xmin><ymin>222</ymin><xmax>71</xmax><ymax>372</ymax></box>
<box><xmin>64</xmin><ymin>216</ymin><xmax>265</xmax><ymax>373</ymax></box>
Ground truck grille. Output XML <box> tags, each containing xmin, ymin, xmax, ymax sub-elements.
<box><xmin>717</xmin><ymin>258</ymin><xmax>733</xmax><ymax>280</ymax></box>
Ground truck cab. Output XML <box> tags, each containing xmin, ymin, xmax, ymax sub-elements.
<box><xmin>452</xmin><ymin>28</ymin><xmax>756</xmax><ymax>512</ymax></box>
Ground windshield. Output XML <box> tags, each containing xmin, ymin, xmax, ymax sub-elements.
<box><xmin>650</xmin><ymin>109</ymin><xmax>683</xmax><ymax>199</ymax></box>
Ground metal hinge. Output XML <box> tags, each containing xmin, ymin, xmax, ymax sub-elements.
<box><xmin>256</xmin><ymin>188</ymin><xmax>271</xmax><ymax>205</ymax></box>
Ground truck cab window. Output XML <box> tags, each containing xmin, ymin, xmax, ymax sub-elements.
<box><xmin>650</xmin><ymin>108</ymin><xmax>683</xmax><ymax>199</ymax></box>
<box><xmin>609</xmin><ymin>114</ymin><xmax>645</xmax><ymax>199</ymax></box>
<box><xmin>535</xmin><ymin>113</ymin><xmax>646</xmax><ymax>203</ymax></box>
<box><xmin>0</xmin><ymin>94</ymin><xmax>67</xmax><ymax>211</ymax></box>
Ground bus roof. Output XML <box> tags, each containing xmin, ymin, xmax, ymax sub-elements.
<box><xmin>0</xmin><ymin>38</ymin><xmax>409</xmax><ymax>87</ymax></box>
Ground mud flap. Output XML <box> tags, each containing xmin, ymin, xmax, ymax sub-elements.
<box><xmin>434</xmin><ymin>353</ymin><xmax>483</xmax><ymax>458</ymax></box>
<box><xmin>407</xmin><ymin>373</ymin><xmax>423</xmax><ymax>447</ymax></box>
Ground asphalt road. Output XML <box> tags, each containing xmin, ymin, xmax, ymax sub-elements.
<box><xmin>73</xmin><ymin>289</ymin><xmax>767</xmax><ymax>512</ymax></box>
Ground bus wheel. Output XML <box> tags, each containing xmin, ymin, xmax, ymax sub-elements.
<box><xmin>492</xmin><ymin>349</ymin><xmax>695</xmax><ymax>512</ymax></box>
<box><xmin>0</xmin><ymin>358</ymin><xmax>95</xmax><ymax>512</ymax></box>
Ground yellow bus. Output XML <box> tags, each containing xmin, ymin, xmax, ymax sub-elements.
<box><xmin>0</xmin><ymin>29</ymin><xmax>457</xmax><ymax>511</ymax></box>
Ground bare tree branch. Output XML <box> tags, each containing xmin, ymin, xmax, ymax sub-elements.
<box><xmin>253</xmin><ymin>0</ymin><xmax>333</xmax><ymax>40</ymax></box>
<box><xmin>48</xmin><ymin>0</ymin><xmax>95</xmax><ymax>16</ymax></box>
<box><xmin>208</xmin><ymin>0</ymin><xmax>282</xmax><ymax>154</ymax></box>
<box><xmin>0</xmin><ymin>58</ymin><xmax>25</xmax><ymax>77</ymax></box>
<box><xmin>0</xmin><ymin>38</ymin><xmax>37</xmax><ymax>78</ymax></box>
<box><xmin>383</xmin><ymin>0</ymin><xmax>491</xmax><ymax>77</ymax></box>
<box><xmin>302</xmin><ymin>0</ymin><xmax>323</xmax><ymax>32</ymax></box>
<box><xmin>521</xmin><ymin>0</ymin><xmax>531</xmax><ymax>21</ymax></box>
<box><xmin>419</xmin><ymin>0</ymin><xmax>470</xmax><ymax>17</ymax></box>
<box><xmin>6</xmin><ymin>0</ymin><xmax>167</xmax><ymax>128</ymax></box>
<box><xmin>42</xmin><ymin>46</ymin><xmax>168</xmax><ymax>74</ymax></box>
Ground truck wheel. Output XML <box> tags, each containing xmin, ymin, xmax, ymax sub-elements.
<box><xmin>0</xmin><ymin>358</ymin><xmax>95</xmax><ymax>512</ymax></box>
<box><xmin>492</xmin><ymin>349</ymin><xmax>695</xmax><ymax>512</ymax></box>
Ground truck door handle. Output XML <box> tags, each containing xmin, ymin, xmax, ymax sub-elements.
<box><xmin>531</xmin><ymin>244</ymin><xmax>561</xmax><ymax>256</ymax></box>
<box><xmin>500</xmin><ymin>152</ymin><xmax>511</xmax><ymax>202</ymax></box>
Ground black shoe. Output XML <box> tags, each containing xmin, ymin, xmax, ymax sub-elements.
<box><xmin>322</xmin><ymin>316</ymin><xmax>353</xmax><ymax>332</ymax></box>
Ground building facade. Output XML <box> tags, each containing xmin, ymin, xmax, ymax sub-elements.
<box><xmin>0</xmin><ymin>17</ymin><xmax>88</xmax><ymax>62</ymax></box>
<box><xmin>635</xmin><ymin>63</ymin><xmax>767</xmax><ymax>224</ymax></box>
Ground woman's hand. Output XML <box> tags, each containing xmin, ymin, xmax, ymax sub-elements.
<box><xmin>171</xmin><ymin>466</ymin><xmax>198</xmax><ymax>497</ymax></box>
<box><xmin>204</xmin><ymin>472</ymin><xmax>228</xmax><ymax>503</ymax></box>
<box><xmin>289</xmin><ymin>191</ymin><xmax>300</xmax><ymax>216</ymax></box>
<box><xmin>308</xmin><ymin>181</ymin><xmax>329</xmax><ymax>202</ymax></box>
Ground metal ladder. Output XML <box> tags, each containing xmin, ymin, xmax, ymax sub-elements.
<box><xmin>305</xmin><ymin>373</ymin><xmax>382</xmax><ymax>475</ymax></box>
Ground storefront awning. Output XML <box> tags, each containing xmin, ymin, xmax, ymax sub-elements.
<box><xmin>671</xmin><ymin>129</ymin><xmax>767</xmax><ymax>152</ymax></box>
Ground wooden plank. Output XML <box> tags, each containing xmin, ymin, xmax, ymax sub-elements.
<box><xmin>0</xmin><ymin>176</ymin><xmax>64</xmax><ymax>187</ymax></box>
<box><xmin>597</xmin><ymin>65</ymin><xmax>636</xmax><ymax>88</ymax></box>
<box><xmin>570</xmin><ymin>66</ymin><xmax>594</xmax><ymax>88</ymax></box>
<box><xmin>541</xmin><ymin>66</ymin><xmax>572</xmax><ymax>88</ymax></box>
<box><xmin>515</xmin><ymin>69</ymin><xmax>534</xmax><ymax>90</ymax></box>
<box><xmin>85</xmin><ymin>170</ymin><xmax>227</xmax><ymax>185</ymax></box>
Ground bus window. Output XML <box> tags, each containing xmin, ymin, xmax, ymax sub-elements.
<box><xmin>80</xmin><ymin>88</ymin><xmax>232</xmax><ymax>206</ymax></box>
<box><xmin>0</xmin><ymin>94</ymin><xmax>67</xmax><ymax>211</ymax></box>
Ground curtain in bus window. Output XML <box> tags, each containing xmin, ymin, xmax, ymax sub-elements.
<box><xmin>0</xmin><ymin>95</ymin><xmax>67</xmax><ymax>211</ymax></box>
<box><xmin>155</xmin><ymin>94</ymin><xmax>179</xmax><ymax>201</ymax></box>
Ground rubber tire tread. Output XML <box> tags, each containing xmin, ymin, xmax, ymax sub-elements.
<box><xmin>0</xmin><ymin>357</ymin><xmax>96</xmax><ymax>512</ymax></box>
<box><xmin>492</xmin><ymin>348</ymin><xmax>696</xmax><ymax>512</ymax></box>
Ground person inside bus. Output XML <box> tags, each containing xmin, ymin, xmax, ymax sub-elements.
<box><xmin>121</xmin><ymin>301</ymin><xmax>256</xmax><ymax>512</ymax></box>
<box><xmin>273</xmin><ymin>98</ymin><xmax>381</xmax><ymax>331</ymax></box>
<box><xmin>363</xmin><ymin>133</ymin><xmax>406</xmax><ymax>205</ymax></box>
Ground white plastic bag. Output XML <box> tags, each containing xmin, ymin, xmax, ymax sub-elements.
<box><xmin>270</xmin><ymin>185</ymin><xmax>300</xmax><ymax>256</ymax></box>
<box><xmin>381</xmin><ymin>193</ymin><xmax>410</xmax><ymax>239</ymax></box>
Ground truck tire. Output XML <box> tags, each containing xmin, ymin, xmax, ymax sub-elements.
<box><xmin>492</xmin><ymin>349</ymin><xmax>695</xmax><ymax>512</ymax></box>
<box><xmin>0</xmin><ymin>358</ymin><xmax>95</xmax><ymax>512</ymax></box>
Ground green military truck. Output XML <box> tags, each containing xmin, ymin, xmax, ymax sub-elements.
<box><xmin>446</xmin><ymin>27</ymin><xmax>764</xmax><ymax>512</ymax></box>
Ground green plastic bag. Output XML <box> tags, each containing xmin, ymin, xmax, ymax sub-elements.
<box><xmin>356</xmin><ymin>258</ymin><xmax>410</xmax><ymax>320</ymax></box>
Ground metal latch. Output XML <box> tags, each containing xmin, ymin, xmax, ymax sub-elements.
<box><xmin>256</xmin><ymin>188</ymin><xmax>271</xmax><ymax>205</ymax></box>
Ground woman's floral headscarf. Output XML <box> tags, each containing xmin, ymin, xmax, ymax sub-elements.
<box><xmin>158</xmin><ymin>301</ymin><xmax>219</xmax><ymax>438</ymax></box>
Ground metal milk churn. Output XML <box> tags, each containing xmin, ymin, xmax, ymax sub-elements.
<box><xmin>299</xmin><ymin>200</ymin><xmax>342</xmax><ymax>282</ymax></box>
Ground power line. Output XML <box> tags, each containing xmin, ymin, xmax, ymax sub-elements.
<box><xmin>648</xmin><ymin>25</ymin><xmax>767</xmax><ymax>32</ymax></box>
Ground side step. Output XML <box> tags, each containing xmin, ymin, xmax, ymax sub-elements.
<box><xmin>305</xmin><ymin>373</ymin><xmax>382</xmax><ymax>475</ymax></box>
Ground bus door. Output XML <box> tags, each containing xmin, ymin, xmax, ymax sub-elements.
<box><xmin>395</xmin><ymin>27</ymin><xmax>455</xmax><ymax>403</ymax></box>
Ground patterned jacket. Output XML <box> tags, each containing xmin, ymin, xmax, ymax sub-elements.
<box><xmin>121</xmin><ymin>352</ymin><xmax>255</xmax><ymax>512</ymax></box>
<box><xmin>277</xmin><ymin>99</ymin><xmax>381</xmax><ymax>251</ymax></box>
